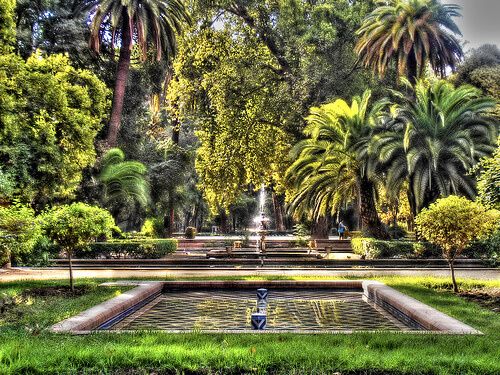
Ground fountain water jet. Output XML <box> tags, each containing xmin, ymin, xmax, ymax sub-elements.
<box><xmin>253</xmin><ymin>185</ymin><xmax>270</xmax><ymax>258</ymax></box>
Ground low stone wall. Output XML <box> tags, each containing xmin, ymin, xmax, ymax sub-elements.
<box><xmin>50</xmin><ymin>282</ymin><xmax>163</xmax><ymax>333</ymax></box>
<box><xmin>362</xmin><ymin>281</ymin><xmax>481</xmax><ymax>334</ymax></box>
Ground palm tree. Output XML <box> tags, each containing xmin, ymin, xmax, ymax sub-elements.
<box><xmin>371</xmin><ymin>80</ymin><xmax>497</xmax><ymax>215</ymax></box>
<box><xmin>99</xmin><ymin>148</ymin><xmax>149</xmax><ymax>207</ymax></box>
<box><xmin>87</xmin><ymin>0</ymin><xmax>191</xmax><ymax>146</ymax></box>
<box><xmin>355</xmin><ymin>0</ymin><xmax>463</xmax><ymax>83</ymax></box>
<box><xmin>287</xmin><ymin>90</ymin><xmax>390</xmax><ymax>239</ymax></box>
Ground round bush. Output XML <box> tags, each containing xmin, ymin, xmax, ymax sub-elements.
<box><xmin>185</xmin><ymin>226</ymin><xmax>197</xmax><ymax>239</ymax></box>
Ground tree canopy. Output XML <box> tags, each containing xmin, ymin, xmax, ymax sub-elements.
<box><xmin>372</xmin><ymin>79</ymin><xmax>497</xmax><ymax>214</ymax></box>
<box><xmin>356</xmin><ymin>0</ymin><xmax>463</xmax><ymax>83</ymax></box>
<box><xmin>0</xmin><ymin>52</ymin><xmax>110</xmax><ymax>206</ymax></box>
<box><xmin>168</xmin><ymin>0</ymin><xmax>376</xmax><ymax>212</ymax></box>
<box><xmin>416</xmin><ymin>195</ymin><xmax>499</xmax><ymax>291</ymax></box>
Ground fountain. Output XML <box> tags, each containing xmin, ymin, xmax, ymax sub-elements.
<box><xmin>251</xmin><ymin>288</ymin><xmax>268</xmax><ymax>330</ymax></box>
<box><xmin>253</xmin><ymin>185</ymin><xmax>270</xmax><ymax>254</ymax></box>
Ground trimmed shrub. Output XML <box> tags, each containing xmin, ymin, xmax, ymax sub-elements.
<box><xmin>141</xmin><ymin>217</ymin><xmax>164</xmax><ymax>238</ymax></box>
<box><xmin>352</xmin><ymin>238</ymin><xmax>440</xmax><ymax>259</ymax></box>
<box><xmin>40</xmin><ymin>203</ymin><xmax>116</xmax><ymax>290</ymax></box>
<box><xmin>74</xmin><ymin>239</ymin><xmax>177</xmax><ymax>259</ymax></box>
<box><xmin>415</xmin><ymin>195</ymin><xmax>499</xmax><ymax>292</ymax></box>
<box><xmin>387</xmin><ymin>224</ymin><xmax>407</xmax><ymax>240</ymax></box>
<box><xmin>293</xmin><ymin>224</ymin><xmax>309</xmax><ymax>247</ymax></box>
<box><xmin>464</xmin><ymin>229</ymin><xmax>500</xmax><ymax>266</ymax></box>
<box><xmin>16</xmin><ymin>236</ymin><xmax>59</xmax><ymax>266</ymax></box>
<box><xmin>347</xmin><ymin>231</ymin><xmax>363</xmax><ymax>239</ymax></box>
<box><xmin>185</xmin><ymin>226</ymin><xmax>197</xmax><ymax>239</ymax></box>
<box><xmin>412</xmin><ymin>241</ymin><xmax>441</xmax><ymax>258</ymax></box>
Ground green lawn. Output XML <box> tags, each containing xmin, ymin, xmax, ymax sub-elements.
<box><xmin>0</xmin><ymin>276</ymin><xmax>499</xmax><ymax>374</ymax></box>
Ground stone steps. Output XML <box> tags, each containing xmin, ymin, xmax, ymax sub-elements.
<box><xmin>177</xmin><ymin>239</ymin><xmax>352</xmax><ymax>252</ymax></box>
<box><xmin>205</xmin><ymin>249</ymin><xmax>323</xmax><ymax>259</ymax></box>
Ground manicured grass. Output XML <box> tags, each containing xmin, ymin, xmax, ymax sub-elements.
<box><xmin>0</xmin><ymin>276</ymin><xmax>499</xmax><ymax>374</ymax></box>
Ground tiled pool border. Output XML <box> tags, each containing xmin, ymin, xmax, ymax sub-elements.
<box><xmin>49</xmin><ymin>280</ymin><xmax>481</xmax><ymax>334</ymax></box>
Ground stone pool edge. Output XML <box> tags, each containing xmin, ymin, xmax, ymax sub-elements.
<box><xmin>49</xmin><ymin>280</ymin><xmax>481</xmax><ymax>335</ymax></box>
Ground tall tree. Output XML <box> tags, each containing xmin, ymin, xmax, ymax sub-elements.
<box><xmin>87</xmin><ymin>0</ymin><xmax>191</xmax><ymax>146</ymax></box>
<box><xmin>168</xmin><ymin>28</ymin><xmax>293</xmax><ymax>212</ymax></box>
<box><xmin>286</xmin><ymin>90</ymin><xmax>390</xmax><ymax>239</ymax></box>
<box><xmin>0</xmin><ymin>52</ymin><xmax>110</xmax><ymax>207</ymax></box>
<box><xmin>169</xmin><ymin>0</ymin><xmax>375</xmax><ymax>217</ymax></box>
<box><xmin>371</xmin><ymin>80</ymin><xmax>498</xmax><ymax>215</ymax></box>
<box><xmin>355</xmin><ymin>0</ymin><xmax>463</xmax><ymax>84</ymax></box>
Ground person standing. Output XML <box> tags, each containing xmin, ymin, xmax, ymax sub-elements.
<box><xmin>338</xmin><ymin>221</ymin><xmax>346</xmax><ymax>240</ymax></box>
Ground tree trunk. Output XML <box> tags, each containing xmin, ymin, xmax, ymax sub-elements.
<box><xmin>448</xmin><ymin>260</ymin><xmax>458</xmax><ymax>293</ymax></box>
<box><xmin>311</xmin><ymin>215</ymin><xmax>330</xmax><ymax>239</ymax></box>
<box><xmin>172</xmin><ymin>120</ymin><xmax>180</xmax><ymax>144</ymax></box>
<box><xmin>167</xmin><ymin>205</ymin><xmax>175</xmax><ymax>236</ymax></box>
<box><xmin>193</xmin><ymin>203</ymin><xmax>200</xmax><ymax>231</ymax></box>
<box><xmin>219</xmin><ymin>210</ymin><xmax>230</xmax><ymax>234</ymax></box>
<box><xmin>407</xmin><ymin>51</ymin><xmax>418</xmax><ymax>86</ymax></box>
<box><xmin>272</xmin><ymin>192</ymin><xmax>285</xmax><ymax>232</ymax></box>
<box><xmin>358</xmin><ymin>177</ymin><xmax>390</xmax><ymax>239</ymax></box>
<box><xmin>164</xmin><ymin>116</ymin><xmax>181</xmax><ymax>237</ymax></box>
<box><xmin>68</xmin><ymin>250</ymin><xmax>74</xmax><ymax>293</ymax></box>
<box><xmin>163</xmin><ymin>200</ymin><xmax>175</xmax><ymax>238</ymax></box>
<box><xmin>106</xmin><ymin>9</ymin><xmax>132</xmax><ymax>147</ymax></box>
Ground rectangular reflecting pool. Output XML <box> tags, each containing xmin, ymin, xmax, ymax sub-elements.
<box><xmin>106</xmin><ymin>289</ymin><xmax>413</xmax><ymax>332</ymax></box>
<box><xmin>50</xmin><ymin>280</ymin><xmax>481</xmax><ymax>334</ymax></box>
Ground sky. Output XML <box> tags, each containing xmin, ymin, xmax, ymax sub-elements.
<box><xmin>441</xmin><ymin>0</ymin><xmax>500</xmax><ymax>52</ymax></box>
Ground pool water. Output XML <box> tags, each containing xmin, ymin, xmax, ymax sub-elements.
<box><xmin>107</xmin><ymin>289</ymin><xmax>417</xmax><ymax>332</ymax></box>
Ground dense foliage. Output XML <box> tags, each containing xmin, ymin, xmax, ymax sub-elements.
<box><xmin>476</xmin><ymin>141</ymin><xmax>500</xmax><ymax>209</ymax></box>
<box><xmin>169</xmin><ymin>0</ymin><xmax>376</xmax><ymax>213</ymax></box>
<box><xmin>415</xmin><ymin>196</ymin><xmax>499</xmax><ymax>291</ymax></box>
<box><xmin>351</xmin><ymin>237</ymin><xmax>439</xmax><ymax>259</ymax></box>
<box><xmin>372</xmin><ymin>79</ymin><xmax>498</xmax><ymax>215</ymax></box>
<box><xmin>0</xmin><ymin>203</ymin><xmax>41</xmax><ymax>266</ymax></box>
<box><xmin>454</xmin><ymin>44</ymin><xmax>500</xmax><ymax>119</ymax></box>
<box><xmin>87</xmin><ymin>0</ymin><xmax>191</xmax><ymax>146</ymax></box>
<box><xmin>0</xmin><ymin>0</ymin><xmax>498</xmax><ymax>239</ymax></box>
<box><xmin>0</xmin><ymin>52</ymin><xmax>110</xmax><ymax>206</ymax></box>
<box><xmin>76</xmin><ymin>239</ymin><xmax>177</xmax><ymax>259</ymax></box>
<box><xmin>0</xmin><ymin>0</ymin><xmax>15</xmax><ymax>52</ymax></box>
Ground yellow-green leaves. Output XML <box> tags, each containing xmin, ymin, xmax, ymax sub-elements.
<box><xmin>0</xmin><ymin>53</ymin><xmax>110</xmax><ymax>205</ymax></box>
<box><xmin>0</xmin><ymin>203</ymin><xmax>41</xmax><ymax>265</ymax></box>
<box><xmin>40</xmin><ymin>203</ymin><xmax>116</xmax><ymax>253</ymax></box>
<box><xmin>168</xmin><ymin>28</ymin><xmax>292</xmax><ymax>212</ymax></box>
<box><xmin>416</xmin><ymin>195</ymin><xmax>499</xmax><ymax>258</ymax></box>
<box><xmin>0</xmin><ymin>0</ymin><xmax>15</xmax><ymax>53</ymax></box>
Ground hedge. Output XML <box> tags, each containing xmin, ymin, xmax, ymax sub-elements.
<box><xmin>0</xmin><ymin>245</ymin><xmax>9</xmax><ymax>266</ymax></box>
<box><xmin>351</xmin><ymin>238</ymin><xmax>440</xmax><ymax>259</ymax></box>
<box><xmin>74</xmin><ymin>239</ymin><xmax>177</xmax><ymax>259</ymax></box>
